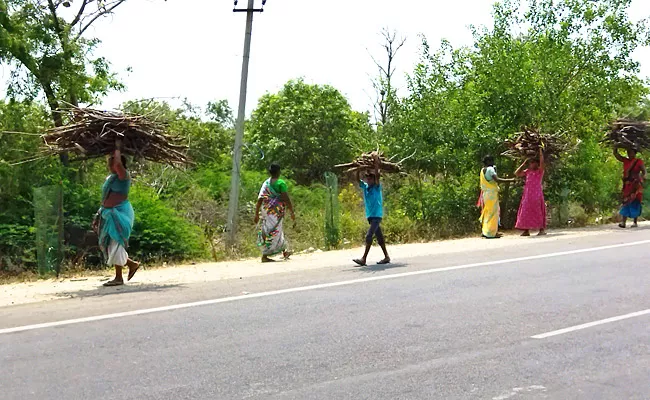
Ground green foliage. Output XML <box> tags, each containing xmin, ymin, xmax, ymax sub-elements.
<box><xmin>0</xmin><ymin>0</ymin><xmax>126</xmax><ymax>119</ymax></box>
<box><xmin>387</xmin><ymin>0</ymin><xmax>649</xmax><ymax>230</ymax></box>
<box><xmin>0</xmin><ymin>223</ymin><xmax>35</xmax><ymax>272</ymax></box>
<box><xmin>129</xmin><ymin>186</ymin><xmax>206</xmax><ymax>262</ymax></box>
<box><xmin>396</xmin><ymin>173</ymin><xmax>479</xmax><ymax>237</ymax></box>
<box><xmin>247</xmin><ymin>79</ymin><xmax>374</xmax><ymax>183</ymax></box>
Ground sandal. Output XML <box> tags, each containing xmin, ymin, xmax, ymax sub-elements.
<box><xmin>353</xmin><ymin>259</ymin><xmax>367</xmax><ymax>267</ymax></box>
<box><xmin>376</xmin><ymin>259</ymin><xmax>391</xmax><ymax>265</ymax></box>
<box><xmin>127</xmin><ymin>262</ymin><xmax>140</xmax><ymax>281</ymax></box>
<box><xmin>103</xmin><ymin>280</ymin><xmax>124</xmax><ymax>287</ymax></box>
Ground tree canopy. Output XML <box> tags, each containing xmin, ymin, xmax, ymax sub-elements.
<box><xmin>247</xmin><ymin>79</ymin><xmax>374</xmax><ymax>183</ymax></box>
<box><xmin>0</xmin><ymin>0</ymin><xmax>130</xmax><ymax>127</ymax></box>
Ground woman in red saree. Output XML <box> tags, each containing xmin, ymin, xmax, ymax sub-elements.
<box><xmin>614</xmin><ymin>146</ymin><xmax>646</xmax><ymax>228</ymax></box>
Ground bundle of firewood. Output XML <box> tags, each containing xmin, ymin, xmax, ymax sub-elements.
<box><xmin>502</xmin><ymin>127</ymin><xmax>568</xmax><ymax>163</ymax></box>
<box><xmin>41</xmin><ymin>107</ymin><xmax>191</xmax><ymax>165</ymax></box>
<box><xmin>335</xmin><ymin>151</ymin><xmax>406</xmax><ymax>174</ymax></box>
<box><xmin>602</xmin><ymin>119</ymin><xmax>650</xmax><ymax>151</ymax></box>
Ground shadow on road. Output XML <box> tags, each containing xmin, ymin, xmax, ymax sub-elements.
<box><xmin>353</xmin><ymin>262</ymin><xmax>408</xmax><ymax>273</ymax></box>
<box><xmin>518</xmin><ymin>231</ymin><xmax>569</xmax><ymax>239</ymax></box>
<box><xmin>55</xmin><ymin>283</ymin><xmax>185</xmax><ymax>300</ymax></box>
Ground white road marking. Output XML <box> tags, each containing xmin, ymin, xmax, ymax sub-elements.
<box><xmin>532</xmin><ymin>309</ymin><xmax>650</xmax><ymax>339</ymax></box>
<box><xmin>492</xmin><ymin>385</ymin><xmax>547</xmax><ymax>400</ymax></box>
<box><xmin>2</xmin><ymin>239</ymin><xmax>650</xmax><ymax>335</ymax></box>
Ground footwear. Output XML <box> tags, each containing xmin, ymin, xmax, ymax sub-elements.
<box><xmin>103</xmin><ymin>279</ymin><xmax>124</xmax><ymax>287</ymax></box>
<box><xmin>376</xmin><ymin>258</ymin><xmax>391</xmax><ymax>265</ymax></box>
<box><xmin>353</xmin><ymin>259</ymin><xmax>367</xmax><ymax>267</ymax></box>
<box><xmin>127</xmin><ymin>262</ymin><xmax>140</xmax><ymax>281</ymax></box>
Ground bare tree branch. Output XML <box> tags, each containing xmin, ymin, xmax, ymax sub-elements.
<box><xmin>71</xmin><ymin>0</ymin><xmax>91</xmax><ymax>27</ymax></box>
<box><xmin>369</xmin><ymin>28</ymin><xmax>406</xmax><ymax>127</ymax></box>
<box><xmin>76</xmin><ymin>0</ymin><xmax>128</xmax><ymax>39</ymax></box>
<box><xmin>47</xmin><ymin>0</ymin><xmax>67</xmax><ymax>47</ymax></box>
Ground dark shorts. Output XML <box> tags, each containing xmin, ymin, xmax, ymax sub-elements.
<box><xmin>366</xmin><ymin>217</ymin><xmax>385</xmax><ymax>245</ymax></box>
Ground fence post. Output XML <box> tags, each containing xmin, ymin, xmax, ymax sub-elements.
<box><xmin>324</xmin><ymin>172</ymin><xmax>340</xmax><ymax>249</ymax></box>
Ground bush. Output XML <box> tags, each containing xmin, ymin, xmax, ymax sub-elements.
<box><xmin>129</xmin><ymin>187</ymin><xmax>207</xmax><ymax>262</ymax></box>
<box><xmin>0</xmin><ymin>224</ymin><xmax>36</xmax><ymax>273</ymax></box>
<box><xmin>397</xmin><ymin>173</ymin><xmax>479</xmax><ymax>237</ymax></box>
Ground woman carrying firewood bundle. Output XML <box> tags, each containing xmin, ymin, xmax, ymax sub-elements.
<box><xmin>254</xmin><ymin>163</ymin><xmax>295</xmax><ymax>262</ymax></box>
<box><xmin>613</xmin><ymin>145</ymin><xmax>646</xmax><ymax>228</ymax></box>
<box><xmin>514</xmin><ymin>148</ymin><xmax>547</xmax><ymax>236</ymax></box>
<box><xmin>93</xmin><ymin>142</ymin><xmax>140</xmax><ymax>286</ymax></box>
<box><xmin>478</xmin><ymin>155</ymin><xmax>515</xmax><ymax>238</ymax></box>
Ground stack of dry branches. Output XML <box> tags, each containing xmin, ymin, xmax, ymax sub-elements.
<box><xmin>42</xmin><ymin>107</ymin><xmax>190</xmax><ymax>165</ymax></box>
<box><xmin>602</xmin><ymin>119</ymin><xmax>650</xmax><ymax>151</ymax></box>
<box><xmin>335</xmin><ymin>151</ymin><xmax>409</xmax><ymax>174</ymax></box>
<box><xmin>502</xmin><ymin>127</ymin><xmax>568</xmax><ymax>163</ymax></box>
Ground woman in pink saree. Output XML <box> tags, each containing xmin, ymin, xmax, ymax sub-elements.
<box><xmin>515</xmin><ymin>148</ymin><xmax>547</xmax><ymax>236</ymax></box>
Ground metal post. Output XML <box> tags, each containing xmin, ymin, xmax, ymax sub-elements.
<box><xmin>226</xmin><ymin>0</ymin><xmax>264</xmax><ymax>250</ymax></box>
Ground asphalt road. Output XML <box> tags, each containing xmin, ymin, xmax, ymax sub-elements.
<box><xmin>1</xmin><ymin>228</ymin><xmax>649</xmax><ymax>399</ymax></box>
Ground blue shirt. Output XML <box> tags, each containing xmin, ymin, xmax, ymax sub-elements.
<box><xmin>484</xmin><ymin>166</ymin><xmax>496</xmax><ymax>181</ymax></box>
<box><xmin>360</xmin><ymin>181</ymin><xmax>383</xmax><ymax>218</ymax></box>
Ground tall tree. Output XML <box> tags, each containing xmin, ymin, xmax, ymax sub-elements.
<box><xmin>248</xmin><ymin>79</ymin><xmax>373</xmax><ymax>183</ymax></box>
<box><xmin>0</xmin><ymin>0</ymin><xmax>129</xmax><ymax>131</ymax></box>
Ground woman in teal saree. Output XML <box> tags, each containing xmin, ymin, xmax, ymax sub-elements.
<box><xmin>93</xmin><ymin>144</ymin><xmax>140</xmax><ymax>286</ymax></box>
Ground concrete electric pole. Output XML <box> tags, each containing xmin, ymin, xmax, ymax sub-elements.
<box><xmin>226</xmin><ymin>0</ymin><xmax>266</xmax><ymax>250</ymax></box>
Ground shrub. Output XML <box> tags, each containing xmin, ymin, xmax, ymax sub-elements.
<box><xmin>129</xmin><ymin>187</ymin><xmax>207</xmax><ymax>262</ymax></box>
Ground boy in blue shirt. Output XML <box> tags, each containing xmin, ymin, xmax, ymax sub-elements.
<box><xmin>353</xmin><ymin>153</ymin><xmax>390</xmax><ymax>266</ymax></box>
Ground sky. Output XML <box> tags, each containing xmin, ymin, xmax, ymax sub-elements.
<box><xmin>2</xmin><ymin>0</ymin><xmax>649</xmax><ymax>118</ymax></box>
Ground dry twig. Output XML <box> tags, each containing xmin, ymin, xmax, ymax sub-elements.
<box><xmin>602</xmin><ymin>119</ymin><xmax>650</xmax><ymax>151</ymax></box>
<box><xmin>41</xmin><ymin>106</ymin><xmax>191</xmax><ymax>166</ymax></box>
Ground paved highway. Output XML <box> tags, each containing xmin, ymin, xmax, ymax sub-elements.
<box><xmin>1</xmin><ymin>228</ymin><xmax>649</xmax><ymax>399</ymax></box>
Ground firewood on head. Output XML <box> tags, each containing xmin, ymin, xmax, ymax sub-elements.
<box><xmin>41</xmin><ymin>106</ymin><xmax>192</xmax><ymax>166</ymax></box>
<box><xmin>602</xmin><ymin>119</ymin><xmax>650</xmax><ymax>152</ymax></box>
<box><xmin>501</xmin><ymin>126</ymin><xmax>569</xmax><ymax>163</ymax></box>
<box><xmin>334</xmin><ymin>150</ymin><xmax>407</xmax><ymax>175</ymax></box>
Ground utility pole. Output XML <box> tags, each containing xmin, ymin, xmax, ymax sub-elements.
<box><xmin>226</xmin><ymin>0</ymin><xmax>266</xmax><ymax>250</ymax></box>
